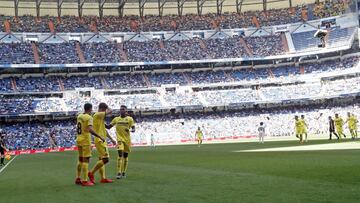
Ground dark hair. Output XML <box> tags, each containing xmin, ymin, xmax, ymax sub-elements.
<box><xmin>98</xmin><ymin>102</ymin><xmax>108</xmax><ymax>110</ymax></box>
<box><xmin>84</xmin><ymin>103</ymin><xmax>92</xmax><ymax>111</ymax></box>
<box><xmin>120</xmin><ymin>105</ymin><xmax>127</xmax><ymax>109</ymax></box>
<box><xmin>260</xmin><ymin>122</ymin><xmax>263</xmax><ymax>125</ymax></box>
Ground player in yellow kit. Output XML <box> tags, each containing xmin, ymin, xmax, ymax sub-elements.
<box><xmin>75</xmin><ymin>103</ymin><xmax>105</xmax><ymax>187</ymax></box>
<box><xmin>195</xmin><ymin>127</ymin><xmax>203</xmax><ymax>147</ymax></box>
<box><xmin>334</xmin><ymin>113</ymin><xmax>346</xmax><ymax>139</ymax></box>
<box><xmin>345</xmin><ymin>112</ymin><xmax>358</xmax><ymax>139</ymax></box>
<box><xmin>88</xmin><ymin>103</ymin><xmax>117</xmax><ymax>184</ymax></box>
<box><xmin>106</xmin><ymin>105</ymin><xmax>135</xmax><ymax>179</ymax></box>
<box><xmin>300</xmin><ymin>115</ymin><xmax>308</xmax><ymax>142</ymax></box>
<box><xmin>295</xmin><ymin>116</ymin><xmax>303</xmax><ymax>143</ymax></box>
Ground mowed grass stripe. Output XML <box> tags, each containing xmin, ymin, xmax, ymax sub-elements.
<box><xmin>0</xmin><ymin>140</ymin><xmax>359</xmax><ymax>203</ymax></box>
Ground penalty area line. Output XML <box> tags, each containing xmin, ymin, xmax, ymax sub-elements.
<box><xmin>0</xmin><ymin>155</ymin><xmax>18</xmax><ymax>174</ymax></box>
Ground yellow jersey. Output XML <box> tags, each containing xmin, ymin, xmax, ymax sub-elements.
<box><xmin>110</xmin><ymin>116</ymin><xmax>135</xmax><ymax>144</ymax></box>
<box><xmin>348</xmin><ymin>116</ymin><xmax>357</xmax><ymax>129</ymax></box>
<box><xmin>93</xmin><ymin>112</ymin><xmax>107</xmax><ymax>144</ymax></box>
<box><xmin>295</xmin><ymin>120</ymin><xmax>302</xmax><ymax>131</ymax></box>
<box><xmin>196</xmin><ymin>130</ymin><xmax>203</xmax><ymax>138</ymax></box>
<box><xmin>300</xmin><ymin>119</ymin><xmax>307</xmax><ymax>130</ymax></box>
<box><xmin>334</xmin><ymin>117</ymin><xmax>343</xmax><ymax>127</ymax></box>
<box><xmin>76</xmin><ymin>113</ymin><xmax>93</xmax><ymax>146</ymax></box>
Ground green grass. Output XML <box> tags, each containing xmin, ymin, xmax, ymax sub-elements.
<box><xmin>1</xmin><ymin>139</ymin><xmax>360</xmax><ymax>203</ymax></box>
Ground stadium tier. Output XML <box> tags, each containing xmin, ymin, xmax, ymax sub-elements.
<box><xmin>0</xmin><ymin>2</ymin><xmax>350</xmax><ymax>33</ymax></box>
<box><xmin>0</xmin><ymin>26</ymin><xmax>356</xmax><ymax>64</ymax></box>
<box><xmin>0</xmin><ymin>56</ymin><xmax>358</xmax><ymax>92</ymax></box>
<box><xmin>0</xmin><ymin>55</ymin><xmax>359</xmax><ymax>115</ymax></box>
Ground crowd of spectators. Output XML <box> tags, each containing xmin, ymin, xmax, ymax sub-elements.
<box><xmin>0</xmin><ymin>26</ymin><xmax>357</xmax><ymax>65</ymax></box>
<box><xmin>0</xmin><ymin>78</ymin><xmax>12</xmax><ymax>92</ymax></box>
<box><xmin>0</xmin><ymin>43</ymin><xmax>34</xmax><ymax>64</ymax></box>
<box><xmin>1</xmin><ymin>121</ymin><xmax>76</xmax><ymax>150</ymax></box>
<box><xmin>0</xmin><ymin>7</ymin><xmax>310</xmax><ymax>33</ymax></box>
<box><xmin>313</xmin><ymin>0</ymin><xmax>348</xmax><ymax>19</ymax></box>
<box><xmin>0</xmin><ymin>34</ymin><xmax>288</xmax><ymax>64</ymax></box>
<box><xmin>2</xmin><ymin>75</ymin><xmax>360</xmax><ymax>115</ymax></box>
<box><xmin>38</xmin><ymin>42</ymin><xmax>80</xmax><ymax>64</ymax></box>
<box><xmin>205</xmin><ymin>36</ymin><xmax>249</xmax><ymax>59</ymax></box>
<box><xmin>245</xmin><ymin>35</ymin><xmax>285</xmax><ymax>56</ymax></box>
<box><xmin>81</xmin><ymin>42</ymin><xmax>122</xmax><ymax>63</ymax></box>
<box><xmin>15</xmin><ymin>77</ymin><xmax>60</xmax><ymax>92</ymax></box>
<box><xmin>62</xmin><ymin>75</ymin><xmax>104</xmax><ymax>90</ymax></box>
<box><xmin>0</xmin><ymin>98</ymin><xmax>33</xmax><ymax>115</ymax></box>
<box><xmin>148</xmin><ymin>72</ymin><xmax>188</xmax><ymax>86</ymax></box>
<box><xmin>1</xmin><ymin>103</ymin><xmax>359</xmax><ymax>150</ymax></box>
<box><xmin>106</xmin><ymin>74</ymin><xmax>147</xmax><ymax>89</ymax></box>
<box><xmin>0</xmin><ymin>56</ymin><xmax>358</xmax><ymax>93</ymax></box>
<box><xmin>163</xmin><ymin>92</ymin><xmax>202</xmax><ymax>107</ymax></box>
<box><xmin>1</xmin><ymin>2</ymin><xmax>351</xmax><ymax>34</ymax></box>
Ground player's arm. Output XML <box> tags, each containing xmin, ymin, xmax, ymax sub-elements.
<box><xmin>129</xmin><ymin>117</ymin><xmax>135</xmax><ymax>133</ymax></box>
<box><xmin>1</xmin><ymin>143</ymin><xmax>7</xmax><ymax>151</ymax></box>
<box><xmin>105</xmin><ymin>108</ymin><xmax>112</xmax><ymax>117</ymax></box>
<box><xmin>87</xmin><ymin>125</ymin><xmax>105</xmax><ymax>142</ymax></box>
<box><xmin>106</xmin><ymin>130</ymin><xmax>117</xmax><ymax>145</ymax></box>
<box><xmin>106</xmin><ymin>117</ymin><xmax>116</xmax><ymax>129</ymax></box>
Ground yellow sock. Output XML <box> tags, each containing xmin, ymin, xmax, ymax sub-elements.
<box><xmin>122</xmin><ymin>157</ymin><xmax>128</xmax><ymax>174</ymax></box>
<box><xmin>81</xmin><ymin>162</ymin><xmax>89</xmax><ymax>181</ymax></box>
<box><xmin>99</xmin><ymin>166</ymin><xmax>106</xmax><ymax>179</ymax></box>
<box><xmin>76</xmin><ymin>161</ymin><xmax>81</xmax><ymax>178</ymax></box>
<box><xmin>117</xmin><ymin>157</ymin><xmax>123</xmax><ymax>173</ymax></box>
<box><xmin>91</xmin><ymin>160</ymin><xmax>104</xmax><ymax>175</ymax></box>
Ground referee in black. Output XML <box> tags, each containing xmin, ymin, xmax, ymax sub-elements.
<box><xmin>0</xmin><ymin>132</ymin><xmax>6</xmax><ymax>166</ymax></box>
<box><xmin>328</xmin><ymin>116</ymin><xmax>339</xmax><ymax>140</ymax></box>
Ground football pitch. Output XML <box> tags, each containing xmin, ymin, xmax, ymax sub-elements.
<box><xmin>1</xmin><ymin>139</ymin><xmax>360</xmax><ymax>203</ymax></box>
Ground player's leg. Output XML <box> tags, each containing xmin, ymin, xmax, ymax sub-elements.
<box><xmin>76</xmin><ymin>159</ymin><xmax>82</xmax><ymax>184</ymax></box>
<box><xmin>122</xmin><ymin>152</ymin><xmax>129</xmax><ymax>178</ymax></box>
<box><xmin>341</xmin><ymin>128</ymin><xmax>346</xmax><ymax>138</ymax></box>
<box><xmin>0</xmin><ymin>149</ymin><xmax>4</xmax><ymax>165</ymax></box>
<box><xmin>75</xmin><ymin>146</ymin><xmax>83</xmax><ymax>184</ymax></box>
<box><xmin>304</xmin><ymin>132</ymin><xmax>308</xmax><ymax>142</ymax></box>
<box><xmin>90</xmin><ymin>144</ymin><xmax>110</xmax><ymax>183</ymax></box>
<box><xmin>81</xmin><ymin>157</ymin><xmax>94</xmax><ymax>186</ymax></box>
<box><xmin>120</xmin><ymin>143</ymin><xmax>131</xmax><ymax>178</ymax></box>
<box><xmin>98</xmin><ymin>157</ymin><xmax>112</xmax><ymax>183</ymax></box>
<box><xmin>336</xmin><ymin>129</ymin><xmax>342</xmax><ymax>139</ymax></box>
<box><xmin>354</xmin><ymin>128</ymin><xmax>358</xmax><ymax>138</ymax></box>
<box><xmin>80</xmin><ymin>146</ymin><xmax>93</xmax><ymax>186</ymax></box>
<box><xmin>117</xmin><ymin>149</ymin><xmax>124</xmax><ymax>179</ymax></box>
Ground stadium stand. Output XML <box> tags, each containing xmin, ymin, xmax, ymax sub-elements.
<box><xmin>1</xmin><ymin>103</ymin><xmax>359</xmax><ymax>150</ymax></box>
<box><xmin>0</xmin><ymin>56</ymin><xmax>358</xmax><ymax>93</ymax></box>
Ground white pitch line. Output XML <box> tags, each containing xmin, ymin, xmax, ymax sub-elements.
<box><xmin>235</xmin><ymin>142</ymin><xmax>360</xmax><ymax>152</ymax></box>
<box><xmin>0</xmin><ymin>155</ymin><xmax>18</xmax><ymax>174</ymax></box>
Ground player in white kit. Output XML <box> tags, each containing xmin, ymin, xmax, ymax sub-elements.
<box><xmin>258</xmin><ymin>122</ymin><xmax>266</xmax><ymax>143</ymax></box>
<box><xmin>150</xmin><ymin>134</ymin><xmax>155</xmax><ymax>149</ymax></box>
